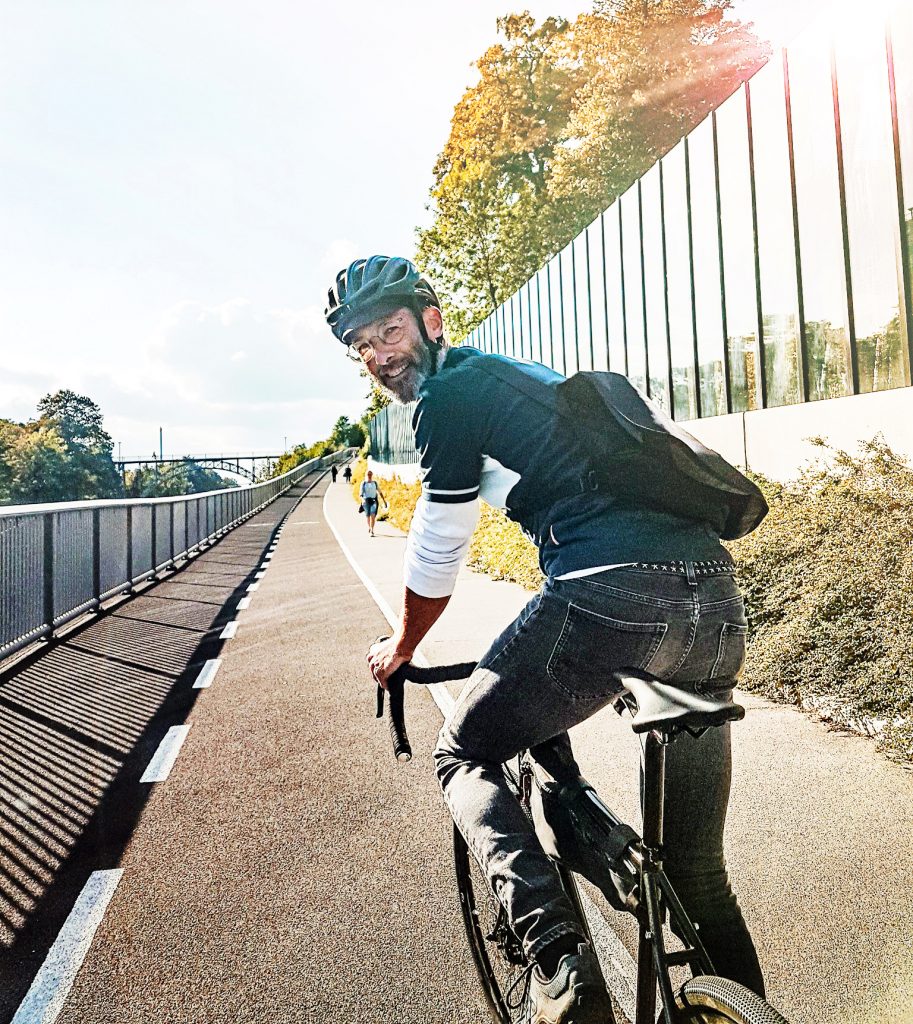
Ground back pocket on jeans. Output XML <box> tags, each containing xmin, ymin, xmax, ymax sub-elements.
<box><xmin>709</xmin><ymin>622</ymin><xmax>748</xmax><ymax>681</ymax></box>
<box><xmin>547</xmin><ymin>602</ymin><xmax>667</xmax><ymax>700</ymax></box>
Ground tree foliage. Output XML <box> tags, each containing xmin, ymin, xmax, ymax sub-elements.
<box><xmin>417</xmin><ymin>2</ymin><xmax>768</xmax><ymax>340</ymax></box>
<box><xmin>0</xmin><ymin>391</ymin><xmax>122</xmax><ymax>504</ymax></box>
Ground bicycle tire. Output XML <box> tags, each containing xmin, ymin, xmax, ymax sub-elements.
<box><xmin>675</xmin><ymin>976</ymin><xmax>791</xmax><ymax>1024</ymax></box>
<box><xmin>452</xmin><ymin>760</ymin><xmax>600</xmax><ymax>1023</ymax></box>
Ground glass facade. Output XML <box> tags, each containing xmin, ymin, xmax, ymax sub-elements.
<box><xmin>468</xmin><ymin>12</ymin><xmax>913</xmax><ymax>421</ymax></box>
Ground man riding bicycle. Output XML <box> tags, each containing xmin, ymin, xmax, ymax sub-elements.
<box><xmin>325</xmin><ymin>255</ymin><xmax>765</xmax><ymax>1024</ymax></box>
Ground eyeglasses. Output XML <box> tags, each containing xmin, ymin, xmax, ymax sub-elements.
<box><xmin>346</xmin><ymin>313</ymin><xmax>411</xmax><ymax>363</ymax></box>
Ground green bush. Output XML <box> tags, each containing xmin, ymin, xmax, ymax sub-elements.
<box><xmin>729</xmin><ymin>439</ymin><xmax>913</xmax><ymax>763</ymax></box>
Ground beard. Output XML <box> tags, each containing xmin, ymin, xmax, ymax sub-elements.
<box><xmin>376</xmin><ymin>340</ymin><xmax>436</xmax><ymax>404</ymax></box>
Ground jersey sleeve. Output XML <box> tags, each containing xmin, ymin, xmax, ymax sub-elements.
<box><xmin>403</xmin><ymin>377</ymin><xmax>483</xmax><ymax>597</ymax></box>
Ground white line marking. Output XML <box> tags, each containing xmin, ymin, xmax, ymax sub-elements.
<box><xmin>192</xmin><ymin>659</ymin><xmax>222</xmax><ymax>689</ymax></box>
<box><xmin>140</xmin><ymin>725</ymin><xmax>191</xmax><ymax>783</ymax></box>
<box><xmin>220</xmin><ymin>620</ymin><xmax>239</xmax><ymax>640</ymax></box>
<box><xmin>11</xmin><ymin>869</ymin><xmax>123</xmax><ymax>1024</ymax></box>
<box><xmin>254</xmin><ymin>570</ymin><xmax>266</xmax><ymax>579</ymax></box>
<box><xmin>237</xmin><ymin>596</ymin><xmax>252</xmax><ymax>611</ymax></box>
<box><xmin>246</xmin><ymin>582</ymin><xmax>259</xmax><ymax>593</ymax></box>
<box><xmin>322</xmin><ymin>488</ymin><xmax>454</xmax><ymax>718</ymax></box>
<box><xmin>323</xmin><ymin>485</ymin><xmax>636</xmax><ymax>1005</ymax></box>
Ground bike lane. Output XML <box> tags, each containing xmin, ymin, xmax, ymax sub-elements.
<box><xmin>42</xmin><ymin>474</ymin><xmax>488</xmax><ymax>1024</ymax></box>
<box><xmin>322</xmin><ymin>476</ymin><xmax>913</xmax><ymax>1024</ymax></box>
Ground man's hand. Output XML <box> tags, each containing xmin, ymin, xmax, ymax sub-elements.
<box><xmin>367</xmin><ymin>636</ymin><xmax>411</xmax><ymax>689</ymax></box>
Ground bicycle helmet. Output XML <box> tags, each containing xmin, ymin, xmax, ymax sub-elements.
<box><xmin>325</xmin><ymin>255</ymin><xmax>442</xmax><ymax>344</ymax></box>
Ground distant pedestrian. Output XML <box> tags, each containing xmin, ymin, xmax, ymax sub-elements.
<box><xmin>343</xmin><ymin>465</ymin><xmax>352</xmax><ymax>483</ymax></box>
<box><xmin>359</xmin><ymin>470</ymin><xmax>386</xmax><ymax>537</ymax></box>
<box><xmin>331</xmin><ymin>465</ymin><xmax>338</xmax><ymax>483</ymax></box>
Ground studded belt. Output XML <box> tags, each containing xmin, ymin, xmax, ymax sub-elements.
<box><xmin>629</xmin><ymin>559</ymin><xmax>736</xmax><ymax>576</ymax></box>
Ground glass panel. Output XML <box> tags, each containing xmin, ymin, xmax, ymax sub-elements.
<box><xmin>787</xmin><ymin>29</ymin><xmax>853</xmax><ymax>401</ymax></box>
<box><xmin>894</xmin><ymin>7</ymin><xmax>913</xmax><ymax>366</ymax></box>
<box><xmin>560</xmin><ymin>241</ymin><xmax>578</xmax><ymax>375</ymax></box>
<box><xmin>604</xmin><ymin>204</ymin><xmax>627</xmax><ymax>375</ymax></box>
<box><xmin>501</xmin><ymin>303</ymin><xmax>509</xmax><ymax>356</ymax></box>
<box><xmin>510</xmin><ymin>293</ymin><xmax>520</xmax><ymax>357</ymax></box>
<box><xmin>750</xmin><ymin>55</ymin><xmax>802</xmax><ymax>407</ymax></box>
<box><xmin>716</xmin><ymin>87</ymin><xmax>761</xmax><ymax>412</ymax></box>
<box><xmin>574</xmin><ymin>233</ymin><xmax>593</xmax><ymax>369</ymax></box>
<box><xmin>688</xmin><ymin>119</ymin><xmax>726</xmax><ymax>417</ymax></box>
<box><xmin>527</xmin><ymin>277</ymin><xmax>541</xmax><ymax>364</ymax></box>
<box><xmin>641</xmin><ymin>163</ymin><xmax>670</xmax><ymax>409</ymax></box>
<box><xmin>588</xmin><ymin>218</ymin><xmax>610</xmax><ymax>371</ymax></box>
<box><xmin>621</xmin><ymin>183</ymin><xmax>648</xmax><ymax>393</ymax></box>
<box><xmin>838</xmin><ymin>25</ymin><xmax>908</xmax><ymax>391</ymax></box>
<box><xmin>662</xmin><ymin>141</ymin><xmax>698</xmax><ymax>419</ymax></box>
<box><xmin>548</xmin><ymin>254</ymin><xmax>566</xmax><ymax>374</ymax></box>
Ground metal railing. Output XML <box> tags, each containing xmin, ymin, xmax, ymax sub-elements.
<box><xmin>0</xmin><ymin>449</ymin><xmax>354</xmax><ymax>663</ymax></box>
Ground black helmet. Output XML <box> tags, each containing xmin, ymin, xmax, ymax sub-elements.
<box><xmin>325</xmin><ymin>255</ymin><xmax>441</xmax><ymax>343</ymax></box>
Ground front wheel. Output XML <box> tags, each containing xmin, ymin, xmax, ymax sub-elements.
<box><xmin>453</xmin><ymin>827</ymin><xmax>601</xmax><ymax>1023</ymax></box>
<box><xmin>675</xmin><ymin>976</ymin><xmax>791</xmax><ymax>1024</ymax></box>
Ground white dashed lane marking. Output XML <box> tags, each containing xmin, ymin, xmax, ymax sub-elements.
<box><xmin>192</xmin><ymin>659</ymin><xmax>222</xmax><ymax>689</ymax></box>
<box><xmin>11</xmin><ymin>869</ymin><xmax>124</xmax><ymax>1024</ymax></box>
<box><xmin>140</xmin><ymin>726</ymin><xmax>191</xmax><ymax>783</ymax></box>
<box><xmin>220</xmin><ymin>621</ymin><xmax>239</xmax><ymax>640</ymax></box>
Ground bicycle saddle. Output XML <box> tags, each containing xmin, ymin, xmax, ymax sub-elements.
<box><xmin>612</xmin><ymin>668</ymin><xmax>745</xmax><ymax>735</ymax></box>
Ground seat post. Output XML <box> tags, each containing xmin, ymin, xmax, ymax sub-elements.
<box><xmin>641</xmin><ymin>730</ymin><xmax>666</xmax><ymax>852</ymax></box>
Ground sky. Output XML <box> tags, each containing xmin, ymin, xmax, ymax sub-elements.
<box><xmin>0</xmin><ymin>0</ymin><xmax>831</xmax><ymax>460</ymax></box>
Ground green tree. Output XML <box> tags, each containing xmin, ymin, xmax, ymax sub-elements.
<box><xmin>417</xmin><ymin>3</ymin><xmax>767</xmax><ymax>340</ymax></box>
<box><xmin>35</xmin><ymin>389</ymin><xmax>122</xmax><ymax>499</ymax></box>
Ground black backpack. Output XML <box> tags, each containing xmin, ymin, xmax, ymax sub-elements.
<box><xmin>477</xmin><ymin>359</ymin><xmax>768</xmax><ymax>541</ymax></box>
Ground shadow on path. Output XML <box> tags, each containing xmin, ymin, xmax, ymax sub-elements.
<box><xmin>0</xmin><ymin>480</ymin><xmax>315</xmax><ymax>1022</ymax></box>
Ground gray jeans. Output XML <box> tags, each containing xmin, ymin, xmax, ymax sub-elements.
<box><xmin>433</xmin><ymin>563</ymin><xmax>765</xmax><ymax>996</ymax></box>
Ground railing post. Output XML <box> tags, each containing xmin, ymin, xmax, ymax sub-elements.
<box><xmin>92</xmin><ymin>507</ymin><xmax>101</xmax><ymax>609</ymax></box>
<box><xmin>43</xmin><ymin>513</ymin><xmax>54</xmax><ymax>638</ymax></box>
<box><xmin>150</xmin><ymin>503</ymin><xmax>157</xmax><ymax>578</ymax></box>
<box><xmin>126</xmin><ymin>504</ymin><xmax>134</xmax><ymax>592</ymax></box>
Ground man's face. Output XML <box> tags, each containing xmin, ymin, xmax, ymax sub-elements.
<box><xmin>348</xmin><ymin>306</ymin><xmax>435</xmax><ymax>404</ymax></box>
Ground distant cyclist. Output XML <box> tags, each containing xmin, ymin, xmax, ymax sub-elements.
<box><xmin>359</xmin><ymin>470</ymin><xmax>386</xmax><ymax>537</ymax></box>
<box><xmin>325</xmin><ymin>255</ymin><xmax>765</xmax><ymax>1023</ymax></box>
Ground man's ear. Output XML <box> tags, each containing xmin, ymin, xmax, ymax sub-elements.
<box><xmin>421</xmin><ymin>305</ymin><xmax>444</xmax><ymax>340</ymax></box>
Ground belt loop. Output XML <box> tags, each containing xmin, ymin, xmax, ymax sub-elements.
<box><xmin>685</xmin><ymin>561</ymin><xmax>697</xmax><ymax>586</ymax></box>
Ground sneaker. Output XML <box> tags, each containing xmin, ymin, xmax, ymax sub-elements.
<box><xmin>529</xmin><ymin>943</ymin><xmax>613</xmax><ymax>1024</ymax></box>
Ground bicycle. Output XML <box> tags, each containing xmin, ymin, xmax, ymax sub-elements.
<box><xmin>375</xmin><ymin>657</ymin><xmax>791</xmax><ymax>1024</ymax></box>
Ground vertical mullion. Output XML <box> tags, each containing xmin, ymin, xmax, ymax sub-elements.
<box><xmin>537</xmin><ymin>274</ymin><xmax>544</xmax><ymax>364</ymax></box>
<box><xmin>571</xmin><ymin>245</ymin><xmax>581</xmax><ymax>371</ymax></box>
<box><xmin>712</xmin><ymin>111</ymin><xmax>733</xmax><ymax>414</ymax></box>
<box><xmin>586</xmin><ymin>230</ymin><xmax>595</xmax><ymax>369</ymax></box>
<box><xmin>547</xmin><ymin>263</ymin><xmax>556</xmax><ymax>369</ymax></box>
<box><xmin>783</xmin><ymin>49</ymin><xmax>809</xmax><ymax>403</ymax></box>
<box><xmin>745</xmin><ymin>80</ymin><xmax>768</xmax><ymax>408</ymax></box>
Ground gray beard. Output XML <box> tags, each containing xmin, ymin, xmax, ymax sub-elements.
<box><xmin>378</xmin><ymin>342</ymin><xmax>437</xmax><ymax>404</ymax></box>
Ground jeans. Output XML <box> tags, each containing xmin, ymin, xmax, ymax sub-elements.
<box><xmin>433</xmin><ymin>564</ymin><xmax>765</xmax><ymax>997</ymax></box>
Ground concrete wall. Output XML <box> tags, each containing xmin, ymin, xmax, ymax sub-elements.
<box><xmin>371</xmin><ymin>385</ymin><xmax>913</xmax><ymax>484</ymax></box>
<box><xmin>686</xmin><ymin>385</ymin><xmax>913</xmax><ymax>479</ymax></box>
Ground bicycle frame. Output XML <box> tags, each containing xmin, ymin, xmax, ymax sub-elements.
<box><xmin>530</xmin><ymin>728</ymin><xmax>716</xmax><ymax>1024</ymax></box>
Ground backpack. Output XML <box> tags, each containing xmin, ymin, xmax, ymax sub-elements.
<box><xmin>476</xmin><ymin>358</ymin><xmax>768</xmax><ymax>541</ymax></box>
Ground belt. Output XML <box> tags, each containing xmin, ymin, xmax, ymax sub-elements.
<box><xmin>628</xmin><ymin>559</ymin><xmax>736</xmax><ymax>576</ymax></box>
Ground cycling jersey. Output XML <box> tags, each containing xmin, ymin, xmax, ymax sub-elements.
<box><xmin>404</xmin><ymin>347</ymin><xmax>729</xmax><ymax>598</ymax></box>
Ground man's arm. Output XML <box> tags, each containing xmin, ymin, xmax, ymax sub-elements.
<box><xmin>367</xmin><ymin>587</ymin><xmax>449</xmax><ymax>686</ymax></box>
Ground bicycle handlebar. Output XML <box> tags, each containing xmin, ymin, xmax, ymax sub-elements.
<box><xmin>372</xmin><ymin>641</ymin><xmax>476</xmax><ymax>764</ymax></box>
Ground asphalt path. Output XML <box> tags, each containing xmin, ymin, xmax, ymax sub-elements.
<box><xmin>42</xmin><ymin>475</ymin><xmax>487</xmax><ymax>1024</ymax></box>
<box><xmin>322</xmin><ymin>479</ymin><xmax>913</xmax><ymax>1024</ymax></box>
<box><xmin>5</xmin><ymin>470</ymin><xmax>913</xmax><ymax>1024</ymax></box>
